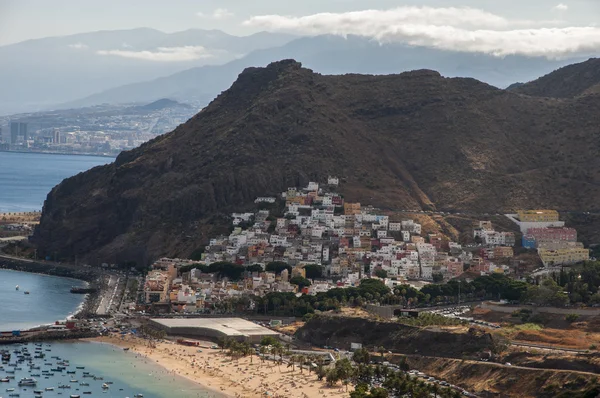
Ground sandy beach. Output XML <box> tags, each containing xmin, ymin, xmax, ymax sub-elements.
<box><xmin>88</xmin><ymin>334</ymin><xmax>351</xmax><ymax>398</ymax></box>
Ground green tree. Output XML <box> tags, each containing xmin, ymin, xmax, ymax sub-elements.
<box><xmin>290</xmin><ymin>276</ymin><xmax>312</xmax><ymax>290</ymax></box>
<box><xmin>374</xmin><ymin>269</ymin><xmax>388</xmax><ymax>278</ymax></box>
<box><xmin>352</xmin><ymin>347</ymin><xmax>371</xmax><ymax>365</ymax></box>
<box><xmin>304</xmin><ymin>263</ymin><xmax>324</xmax><ymax>279</ymax></box>
<box><xmin>266</xmin><ymin>261</ymin><xmax>292</xmax><ymax>275</ymax></box>
<box><xmin>260</xmin><ymin>336</ymin><xmax>278</xmax><ymax>346</ymax></box>
<box><xmin>566</xmin><ymin>313</ymin><xmax>580</xmax><ymax>323</ymax></box>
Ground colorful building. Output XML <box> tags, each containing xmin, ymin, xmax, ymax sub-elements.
<box><xmin>517</xmin><ymin>210</ymin><xmax>560</xmax><ymax>223</ymax></box>
<box><xmin>538</xmin><ymin>248</ymin><xmax>589</xmax><ymax>266</ymax></box>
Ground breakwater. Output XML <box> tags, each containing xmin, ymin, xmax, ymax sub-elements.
<box><xmin>0</xmin><ymin>329</ymin><xmax>99</xmax><ymax>345</ymax></box>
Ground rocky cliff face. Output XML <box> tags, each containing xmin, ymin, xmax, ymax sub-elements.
<box><xmin>33</xmin><ymin>59</ymin><xmax>600</xmax><ymax>264</ymax></box>
<box><xmin>295</xmin><ymin>316</ymin><xmax>496</xmax><ymax>358</ymax></box>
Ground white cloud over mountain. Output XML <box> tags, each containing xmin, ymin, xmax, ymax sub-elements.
<box><xmin>244</xmin><ymin>6</ymin><xmax>599</xmax><ymax>58</ymax></box>
<box><xmin>97</xmin><ymin>46</ymin><xmax>214</xmax><ymax>62</ymax></box>
<box><xmin>197</xmin><ymin>8</ymin><xmax>234</xmax><ymax>20</ymax></box>
<box><xmin>68</xmin><ymin>43</ymin><xmax>88</xmax><ymax>50</ymax></box>
<box><xmin>553</xmin><ymin>4</ymin><xmax>569</xmax><ymax>11</ymax></box>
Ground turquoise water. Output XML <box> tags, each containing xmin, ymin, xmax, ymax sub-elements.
<box><xmin>0</xmin><ymin>269</ymin><xmax>88</xmax><ymax>331</ymax></box>
<box><xmin>0</xmin><ymin>151</ymin><xmax>111</xmax><ymax>213</ymax></box>
<box><xmin>0</xmin><ymin>341</ymin><xmax>223</xmax><ymax>398</ymax></box>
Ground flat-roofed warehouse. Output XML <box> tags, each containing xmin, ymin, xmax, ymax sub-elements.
<box><xmin>149</xmin><ymin>318</ymin><xmax>280</xmax><ymax>343</ymax></box>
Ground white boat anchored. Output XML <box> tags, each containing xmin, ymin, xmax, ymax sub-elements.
<box><xmin>18</xmin><ymin>377</ymin><xmax>37</xmax><ymax>386</ymax></box>
<box><xmin>15</xmin><ymin>285</ymin><xmax>19</xmax><ymax>291</ymax></box>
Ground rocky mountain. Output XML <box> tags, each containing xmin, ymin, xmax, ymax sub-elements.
<box><xmin>33</xmin><ymin>60</ymin><xmax>600</xmax><ymax>264</ymax></box>
<box><xmin>511</xmin><ymin>58</ymin><xmax>600</xmax><ymax>98</ymax></box>
<box><xmin>0</xmin><ymin>28</ymin><xmax>295</xmax><ymax>115</ymax></box>
<box><xmin>62</xmin><ymin>35</ymin><xmax>585</xmax><ymax>110</ymax></box>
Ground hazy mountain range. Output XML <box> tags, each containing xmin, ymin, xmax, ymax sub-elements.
<box><xmin>0</xmin><ymin>28</ymin><xmax>296</xmax><ymax>115</ymax></box>
<box><xmin>0</xmin><ymin>28</ymin><xmax>593</xmax><ymax>116</ymax></box>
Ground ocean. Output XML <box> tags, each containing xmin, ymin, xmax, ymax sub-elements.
<box><xmin>0</xmin><ymin>151</ymin><xmax>111</xmax><ymax>213</ymax></box>
<box><xmin>0</xmin><ymin>152</ymin><xmax>221</xmax><ymax>397</ymax></box>
<box><xmin>0</xmin><ymin>341</ymin><xmax>222</xmax><ymax>398</ymax></box>
<box><xmin>0</xmin><ymin>269</ymin><xmax>88</xmax><ymax>331</ymax></box>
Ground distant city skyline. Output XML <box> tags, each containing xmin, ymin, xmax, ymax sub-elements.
<box><xmin>1</xmin><ymin>0</ymin><xmax>599</xmax><ymax>58</ymax></box>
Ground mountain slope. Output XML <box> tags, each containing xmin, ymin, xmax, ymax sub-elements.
<box><xmin>511</xmin><ymin>58</ymin><xmax>600</xmax><ymax>98</ymax></box>
<box><xmin>61</xmin><ymin>35</ymin><xmax>585</xmax><ymax>109</ymax></box>
<box><xmin>32</xmin><ymin>60</ymin><xmax>600</xmax><ymax>264</ymax></box>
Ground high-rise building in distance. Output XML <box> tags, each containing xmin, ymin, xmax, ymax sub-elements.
<box><xmin>10</xmin><ymin>121</ymin><xmax>28</xmax><ymax>144</ymax></box>
<box><xmin>53</xmin><ymin>129</ymin><xmax>61</xmax><ymax>144</ymax></box>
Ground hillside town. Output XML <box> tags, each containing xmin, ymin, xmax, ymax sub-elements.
<box><xmin>142</xmin><ymin>179</ymin><xmax>590</xmax><ymax>312</ymax></box>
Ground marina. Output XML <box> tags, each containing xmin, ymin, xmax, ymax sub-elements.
<box><xmin>0</xmin><ymin>342</ymin><xmax>221</xmax><ymax>398</ymax></box>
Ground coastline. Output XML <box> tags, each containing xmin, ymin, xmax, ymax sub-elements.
<box><xmin>88</xmin><ymin>334</ymin><xmax>350</xmax><ymax>398</ymax></box>
<box><xmin>0</xmin><ymin>256</ymin><xmax>104</xmax><ymax>320</ymax></box>
<box><xmin>0</xmin><ymin>149</ymin><xmax>117</xmax><ymax>159</ymax></box>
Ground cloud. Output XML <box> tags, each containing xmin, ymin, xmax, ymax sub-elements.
<box><xmin>96</xmin><ymin>46</ymin><xmax>214</xmax><ymax>62</ymax></box>
<box><xmin>68</xmin><ymin>43</ymin><xmax>88</xmax><ymax>50</ymax></box>
<box><xmin>244</xmin><ymin>6</ymin><xmax>599</xmax><ymax>58</ymax></box>
<box><xmin>553</xmin><ymin>3</ymin><xmax>569</xmax><ymax>11</ymax></box>
<box><xmin>198</xmin><ymin>8</ymin><xmax>234</xmax><ymax>20</ymax></box>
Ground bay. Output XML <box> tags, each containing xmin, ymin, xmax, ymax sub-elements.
<box><xmin>1</xmin><ymin>341</ymin><xmax>222</xmax><ymax>398</ymax></box>
<box><xmin>0</xmin><ymin>151</ymin><xmax>111</xmax><ymax>213</ymax></box>
<box><xmin>0</xmin><ymin>269</ymin><xmax>88</xmax><ymax>331</ymax></box>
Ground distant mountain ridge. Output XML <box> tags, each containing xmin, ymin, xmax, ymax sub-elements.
<box><xmin>132</xmin><ymin>98</ymin><xmax>192</xmax><ymax>111</ymax></box>
<box><xmin>0</xmin><ymin>28</ymin><xmax>296</xmax><ymax>115</ymax></box>
<box><xmin>511</xmin><ymin>58</ymin><xmax>600</xmax><ymax>98</ymax></box>
<box><xmin>60</xmin><ymin>35</ymin><xmax>588</xmax><ymax>110</ymax></box>
<box><xmin>33</xmin><ymin>60</ymin><xmax>600</xmax><ymax>264</ymax></box>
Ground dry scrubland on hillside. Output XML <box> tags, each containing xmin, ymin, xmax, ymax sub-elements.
<box><xmin>32</xmin><ymin>59</ymin><xmax>600</xmax><ymax>264</ymax></box>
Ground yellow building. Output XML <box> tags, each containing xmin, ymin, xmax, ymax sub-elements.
<box><xmin>291</xmin><ymin>266</ymin><xmax>306</xmax><ymax>279</ymax></box>
<box><xmin>517</xmin><ymin>210</ymin><xmax>560</xmax><ymax>222</ymax></box>
<box><xmin>287</xmin><ymin>196</ymin><xmax>306</xmax><ymax>206</ymax></box>
<box><xmin>411</xmin><ymin>236</ymin><xmax>425</xmax><ymax>244</ymax></box>
<box><xmin>344</xmin><ymin>202</ymin><xmax>361</xmax><ymax>215</ymax></box>
<box><xmin>538</xmin><ymin>248</ymin><xmax>589</xmax><ymax>266</ymax></box>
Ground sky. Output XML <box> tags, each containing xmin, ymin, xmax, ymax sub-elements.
<box><xmin>1</xmin><ymin>0</ymin><xmax>599</xmax><ymax>58</ymax></box>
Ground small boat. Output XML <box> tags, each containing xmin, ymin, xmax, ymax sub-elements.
<box><xmin>34</xmin><ymin>390</ymin><xmax>43</xmax><ymax>394</ymax></box>
<box><xmin>70</xmin><ymin>379</ymin><xmax>78</xmax><ymax>382</ymax></box>
<box><xmin>58</xmin><ymin>384</ymin><xmax>71</xmax><ymax>388</ymax></box>
<box><xmin>46</xmin><ymin>387</ymin><xmax>55</xmax><ymax>390</ymax></box>
<box><xmin>6</xmin><ymin>387</ymin><xmax>15</xmax><ymax>391</ymax></box>
<box><xmin>102</xmin><ymin>383</ymin><xmax>109</xmax><ymax>389</ymax></box>
<box><xmin>24</xmin><ymin>291</ymin><xmax>30</xmax><ymax>295</ymax></box>
<box><xmin>70</xmin><ymin>395</ymin><xmax>80</xmax><ymax>398</ymax></box>
<box><xmin>94</xmin><ymin>376</ymin><xmax>103</xmax><ymax>380</ymax></box>
<box><xmin>76</xmin><ymin>367</ymin><xmax>85</xmax><ymax>370</ymax></box>
<box><xmin>135</xmin><ymin>394</ymin><xmax>144</xmax><ymax>397</ymax></box>
<box><xmin>79</xmin><ymin>382</ymin><xmax>89</xmax><ymax>386</ymax></box>
<box><xmin>15</xmin><ymin>285</ymin><xmax>19</xmax><ymax>290</ymax></box>
<box><xmin>18</xmin><ymin>377</ymin><xmax>37</xmax><ymax>386</ymax></box>
<box><xmin>67</xmin><ymin>371</ymin><xmax>76</xmax><ymax>374</ymax></box>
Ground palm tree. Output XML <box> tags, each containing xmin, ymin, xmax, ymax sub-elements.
<box><xmin>297</xmin><ymin>354</ymin><xmax>305</xmax><ymax>373</ymax></box>
<box><xmin>259</xmin><ymin>346</ymin><xmax>267</xmax><ymax>365</ymax></box>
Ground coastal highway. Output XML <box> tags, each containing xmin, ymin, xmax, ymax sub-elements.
<box><xmin>96</xmin><ymin>274</ymin><xmax>120</xmax><ymax>315</ymax></box>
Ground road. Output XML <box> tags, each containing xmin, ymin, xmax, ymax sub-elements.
<box><xmin>510</xmin><ymin>342</ymin><xmax>590</xmax><ymax>354</ymax></box>
<box><xmin>96</xmin><ymin>274</ymin><xmax>120</xmax><ymax>315</ymax></box>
